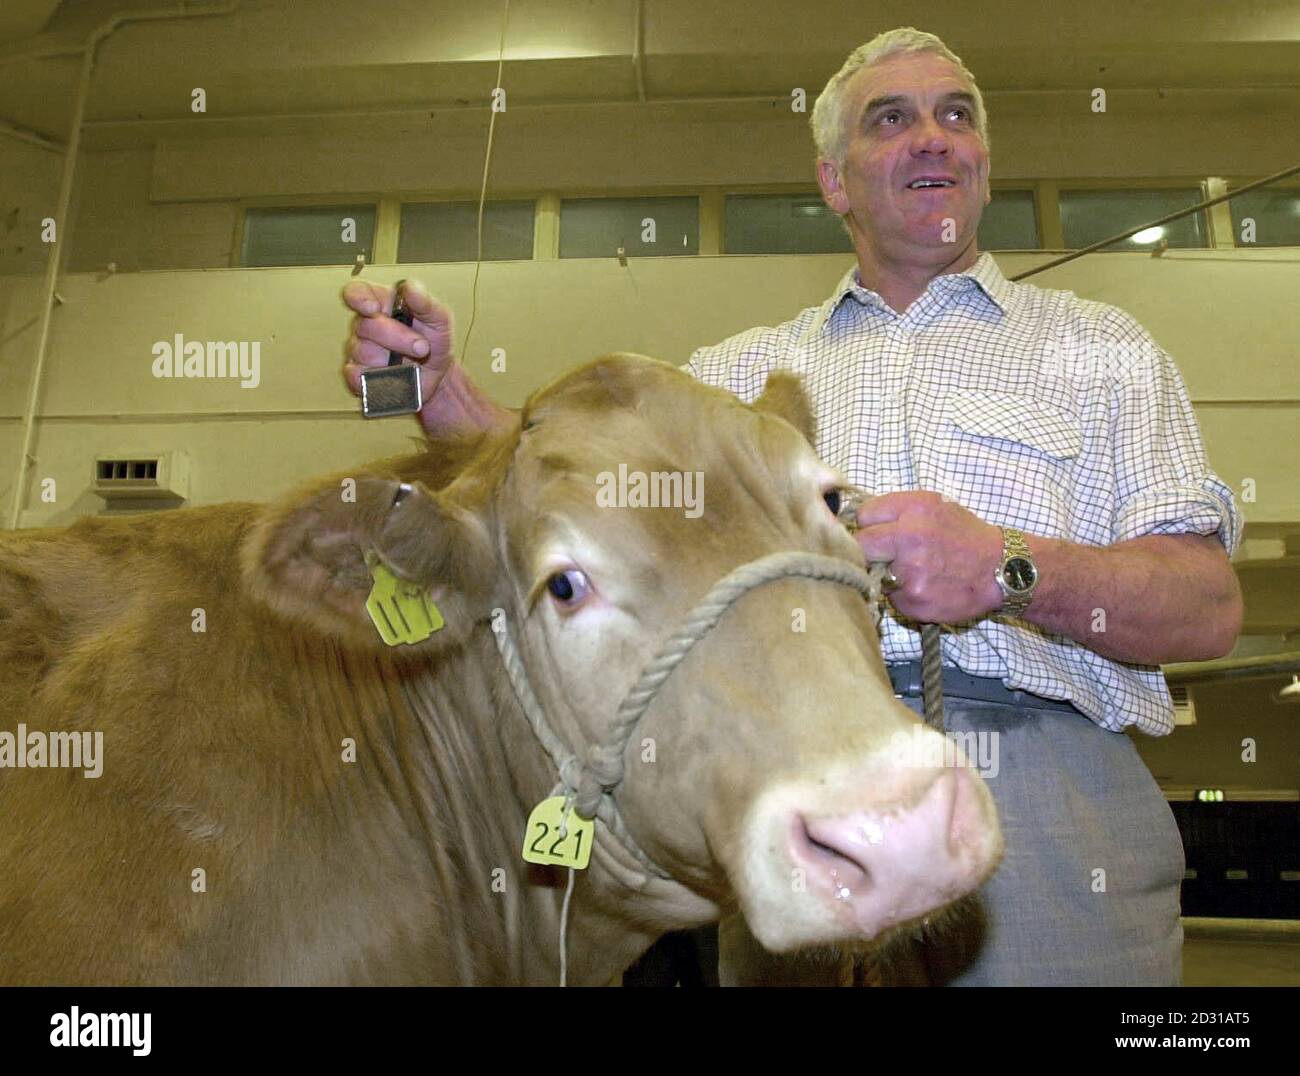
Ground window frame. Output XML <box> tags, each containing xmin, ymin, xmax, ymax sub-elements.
<box><xmin>232</xmin><ymin>195</ymin><xmax>383</xmax><ymax>269</ymax></box>
<box><xmin>230</xmin><ymin>175</ymin><xmax>1296</xmax><ymax>268</ymax></box>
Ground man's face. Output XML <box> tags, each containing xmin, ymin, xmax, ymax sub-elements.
<box><xmin>818</xmin><ymin>52</ymin><xmax>991</xmax><ymax>261</ymax></box>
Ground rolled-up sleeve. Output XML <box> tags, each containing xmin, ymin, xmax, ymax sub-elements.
<box><xmin>1105</xmin><ymin>309</ymin><xmax>1242</xmax><ymax>555</ymax></box>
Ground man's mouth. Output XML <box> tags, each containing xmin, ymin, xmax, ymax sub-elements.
<box><xmin>906</xmin><ymin>177</ymin><xmax>957</xmax><ymax>190</ymax></box>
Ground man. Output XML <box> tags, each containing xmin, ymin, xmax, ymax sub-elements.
<box><xmin>339</xmin><ymin>27</ymin><xmax>1243</xmax><ymax>985</ymax></box>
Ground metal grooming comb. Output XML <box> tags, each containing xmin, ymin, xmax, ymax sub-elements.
<box><xmin>360</xmin><ymin>278</ymin><xmax>423</xmax><ymax>418</ymax></box>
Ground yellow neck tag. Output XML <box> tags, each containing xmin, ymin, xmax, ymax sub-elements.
<box><xmin>365</xmin><ymin>556</ymin><xmax>445</xmax><ymax>645</ymax></box>
<box><xmin>522</xmin><ymin>796</ymin><xmax>594</xmax><ymax>870</ymax></box>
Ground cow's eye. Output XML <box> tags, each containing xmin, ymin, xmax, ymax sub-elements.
<box><xmin>546</xmin><ymin>569</ymin><xmax>591</xmax><ymax>606</ymax></box>
<box><xmin>823</xmin><ymin>488</ymin><xmax>843</xmax><ymax>516</ymax></box>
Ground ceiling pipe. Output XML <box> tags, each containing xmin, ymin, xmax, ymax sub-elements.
<box><xmin>632</xmin><ymin>0</ymin><xmax>646</xmax><ymax>104</ymax></box>
<box><xmin>0</xmin><ymin>37</ymin><xmax>83</xmax><ymax>65</ymax></box>
<box><xmin>73</xmin><ymin>84</ymin><xmax>1292</xmax><ymax>135</ymax></box>
<box><xmin>7</xmin><ymin>1</ymin><xmax>243</xmax><ymax>531</ymax></box>
<box><xmin>0</xmin><ymin>116</ymin><xmax>63</xmax><ymax>152</ymax></box>
<box><xmin>70</xmin><ymin>82</ymin><xmax>1295</xmax><ymax>136</ymax></box>
<box><xmin>61</xmin><ymin>87</ymin><xmax>1295</xmax><ymax>157</ymax></box>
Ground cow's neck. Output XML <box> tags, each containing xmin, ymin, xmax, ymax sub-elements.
<box><xmin>333</xmin><ymin>626</ymin><xmax>712</xmax><ymax>985</ymax></box>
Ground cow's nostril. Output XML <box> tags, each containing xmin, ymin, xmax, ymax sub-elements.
<box><xmin>803</xmin><ymin>821</ymin><xmax>839</xmax><ymax>860</ymax></box>
<box><xmin>792</xmin><ymin>814</ymin><xmax>871</xmax><ymax>888</ymax></box>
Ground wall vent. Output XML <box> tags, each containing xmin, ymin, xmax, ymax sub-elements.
<box><xmin>1170</xmin><ymin>683</ymin><xmax>1196</xmax><ymax>726</ymax></box>
<box><xmin>92</xmin><ymin>451</ymin><xmax>190</xmax><ymax>504</ymax></box>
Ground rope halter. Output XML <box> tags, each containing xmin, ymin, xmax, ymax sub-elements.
<box><xmin>491</xmin><ymin>548</ymin><xmax>890</xmax><ymax>879</ymax></box>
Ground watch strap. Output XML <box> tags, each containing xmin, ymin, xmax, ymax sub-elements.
<box><xmin>997</xmin><ymin>526</ymin><xmax>1036</xmax><ymax>616</ymax></box>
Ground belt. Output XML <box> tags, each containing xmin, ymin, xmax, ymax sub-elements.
<box><xmin>887</xmin><ymin>661</ymin><xmax>1081</xmax><ymax>715</ymax></box>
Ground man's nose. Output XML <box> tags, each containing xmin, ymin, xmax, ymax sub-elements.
<box><xmin>910</xmin><ymin>119</ymin><xmax>952</xmax><ymax>151</ymax></box>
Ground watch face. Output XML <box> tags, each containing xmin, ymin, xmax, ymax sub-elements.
<box><xmin>1002</xmin><ymin>556</ymin><xmax>1038</xmax><ymax>593</ymax></box>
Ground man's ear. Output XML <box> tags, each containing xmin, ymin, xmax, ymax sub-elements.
<box><xmin>241</xmin><ymin>472</ymin><xmax>497</xmax><ymax>652</ymax></box>
<box><xmin>816</xmin><ymin>158</ymin><xmax>842</xmax><ymax>211</ymax></box>
<box><xmin>753</xmin><ymin>369</ymin><xmax>816</xmax><ymax>446</ymax></box>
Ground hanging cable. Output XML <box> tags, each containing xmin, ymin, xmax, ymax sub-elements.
<box><xmin>459</xmin><ymin>0</ymin><xmax>512</xmax><ymax>367</ymax></box>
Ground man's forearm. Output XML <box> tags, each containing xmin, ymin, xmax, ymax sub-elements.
<box><xmin>1020</xmin><ymin>533</ymin><xmax>1243</xmax><ymax>665</ymax></box>
<box><xmin>420</xmin><ymin>362</ymin><xmax>516</xmax><ymax>437</ymax></box>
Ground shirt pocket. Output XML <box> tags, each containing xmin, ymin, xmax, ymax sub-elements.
<box><xmin>940</xmin><ymin>390</ymin><xmax>1082</xmax><ymax>535</ymax></box>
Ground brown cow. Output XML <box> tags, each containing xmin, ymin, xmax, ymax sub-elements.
<box><xmin>0</xmin><ymin>354</ymin><xmax>1001</xmax><ymax>985</ymax></box>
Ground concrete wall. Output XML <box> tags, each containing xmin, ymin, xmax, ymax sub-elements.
<box><xmin>1136</xmin><ymin>675</ymin><xmax>1300</xmax><ymax>793</ymax></box>
<box><xmin>69</xmin><ymin>148</ymin><xmax>238</xmax><ymax>275</ymax></box>
<box><xmin>2</xmin><ymin>248</ymin><xmax>1294</xmax><ymax>531</ymax></box>
<box><xmin>0</xmin><ymin>137</ymin><xmax>60</xmax><ymax>278</ymax></box>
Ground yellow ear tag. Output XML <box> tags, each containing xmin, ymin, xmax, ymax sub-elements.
<box><xmin>364</xmin><ymin>555</ymin><xmax>444</xmax><ymax>645</ymax></box>
<box><xmin>522</xmin><ymin>796</ymin><xmax>594</xmax><ymax>870</ymax></box>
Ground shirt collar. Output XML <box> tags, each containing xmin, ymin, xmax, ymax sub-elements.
<box><xmin>813</xmin><ymin>252</ymin><xmax>1013</xmax><ymax>335</ymax></box>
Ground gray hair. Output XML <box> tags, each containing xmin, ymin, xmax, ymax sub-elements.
<box><xmin>810</xmin><ymin>27</ymin><xmax>990</xmax><ymax>165</ymax></box>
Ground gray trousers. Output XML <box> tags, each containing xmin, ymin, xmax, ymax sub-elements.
<box><xmin>720</xmin><ymin>696</ymin><xmax>1185</xmax><ymax>986</ymax></box>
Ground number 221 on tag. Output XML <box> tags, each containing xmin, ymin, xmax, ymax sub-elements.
<box><xmin>521</xmin><ymin>796</ymin><xmax>594</xmax><ymax>870</ymax></box>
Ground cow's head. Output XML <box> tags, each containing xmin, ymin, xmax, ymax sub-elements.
<box><xmin>245</xmin><ymin>354</ymin><xmax>1001</xmax><ymax>957</ymax></box>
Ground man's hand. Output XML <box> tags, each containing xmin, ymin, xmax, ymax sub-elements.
<box><xmin>854</xmin><ymin>491</ymin><xmax>1003</xmax><ymax>624</ymax></box>
<box><xmin>342</xmin><ymin>278</ymin><xmax>452</xmax><ymax>401</ymax></box>
<box><xmin>341</xmin><ymin>279</ymin><xmax>513</xmax><ymax>437</ymax></box>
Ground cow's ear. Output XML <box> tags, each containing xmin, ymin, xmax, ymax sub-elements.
<box><xmin>753</xmin><ymin>369</ymin><xmax>816</xmax><ymax>446</ymax></box>
<box><xmin>242</xmin><ymin>473</ymin><xmax>497</xmax><ymax>652</ymax></box>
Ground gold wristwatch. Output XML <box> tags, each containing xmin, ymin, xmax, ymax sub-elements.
<box><xmin>994</xmin><ymin>526</ymin><xmax>1038</xmax><ymax>617</ymax></box>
